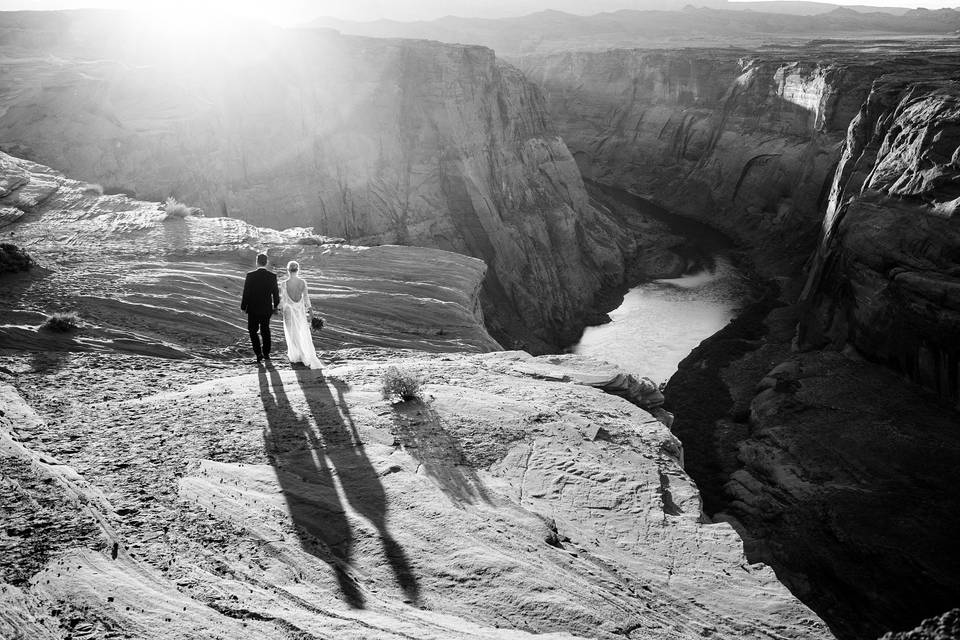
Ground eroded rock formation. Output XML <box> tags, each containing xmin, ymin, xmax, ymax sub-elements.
<box><xmin>799</xmin><ymin>74</ymin><xmax>960</xmax><ymax>406</ymax></box>
<box><xmin>0</xmin><ymin>11</ymin><xmax>644</xmax><ymax>352</ymax></box>
<box><xmin>518</xmin><ymin>48</ymin><xmax>886</xmax><ymax>273</ymax></box>
<box><xmin>0</xmin><ymin>151</ymin><xmax>829</xmax><ymax>639</ymax></box>
<box><xmin>0</xmin><ymin>150</ymin><xmax>500</xmax><ymax>356</ymax></box>
<box><xmin>519</xmin><ymin>44</ymin><xmax>960</xmax><ymax>639</ymax></box>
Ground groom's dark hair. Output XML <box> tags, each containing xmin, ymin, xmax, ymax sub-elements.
<box><xmin>256</xmin><ymin>253</ymin><xmax>268</xmax><ymax>267</ymax></box>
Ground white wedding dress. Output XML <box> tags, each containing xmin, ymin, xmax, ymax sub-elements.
<box><xmin>280</xmin><ymin>278</ymin><xmax>322</xmax><ymax>369</ymax></box>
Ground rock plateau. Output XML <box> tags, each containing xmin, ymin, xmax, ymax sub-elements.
<box><xmin>0</xmin><ymin>151</ymin><xmax>830</xmax><ymax>638</ymax></box>
<box><xmin>0</xmin><ymin>10</ymin><xmax>688</xmax><ymax>353</ymax></box>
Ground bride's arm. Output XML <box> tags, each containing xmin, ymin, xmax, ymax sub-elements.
<box><xmin>303</xmin><ymin>281</ymin><xmax>312</xmax><ymax>314</ymax></box>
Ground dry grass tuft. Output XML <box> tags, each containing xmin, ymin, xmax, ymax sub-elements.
<box><xmin>42</xmin><ymin>311</ymin><xmax>81</xmax><ymax>333</ymax></box>
<box><xmin>164</xmin><ymin>197</ymin><xmax>193</xmax><ymax>219</ymax></box>
<box><xmin>381</xmin><ymin>366</ymin><xmax>421</xmax><ymax>403</ymax></box>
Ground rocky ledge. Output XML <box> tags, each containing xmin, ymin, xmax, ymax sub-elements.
<box><xmin>799</xmin><ymin>73</ymin><xmax>960</xmax><ymax>407</ymax></box>
<box><xmin>0</xmin><ymin>10</ymin><xmax>662</xmax><ymax>353</ymax></box>
<box><xmin>0</xmin><ymin>148</ymin><xmax>828</xmax><ymax>638</ymax></box>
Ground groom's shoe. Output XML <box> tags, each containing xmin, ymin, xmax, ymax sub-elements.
<box><xmin>263</xmin><ymin>354</ymin><xmax>273</xmax><ymax>367</ymax></box>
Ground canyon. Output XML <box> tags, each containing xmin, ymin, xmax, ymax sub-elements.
<box><xmin>2</xmin><ymin>7</ymin><xmax>960</xmax><ymax>640</ymax></box>
<box><xmin>0</xmin><ymin>10</ymin><xmax>681</xmax><ymax>354</ymax></box>
<box><xmin>519</xmin><ymin>42</ymin><xmax>960</xmax><ymax>640</ymax></box>
<box><xmin>0</xmin><ymin>150</ymin><xmax>827</xmax><ymax>639</ymax></box>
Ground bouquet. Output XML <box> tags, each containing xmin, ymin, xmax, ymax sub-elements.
<box><xmin>311</xmin><ymin>315</ymin><xmax>325</xmax><ymax>332</ymax></box>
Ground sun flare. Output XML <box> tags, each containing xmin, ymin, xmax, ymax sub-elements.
<box><xmin>122</xmin><ymin>0</ymin><xmax>321</xmax><ymax>28</ymax></box>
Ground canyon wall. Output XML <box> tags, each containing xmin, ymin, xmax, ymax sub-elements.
<box><xmin>798</xmin><ymin>72</ymin><xmax>960</xmax><ymax>406</ymax></box>
<box><xmin>517</xmin><ymin>48</ymin><xmax>879</xmax><ymax>273</ymax></box>
<box><xmin>0</xmin><ymin>11</ymin><xmax>637</xmax><ymax>352</ymax></box>
<box><xmin>0</xmin><ymin>150</ymin><xmax>832</xmax><ymax>640</ymax></box>
<box><xmin>522</xmin><ymin>46</ymin><xmax>960</xmax><ymax>638</ymax></box>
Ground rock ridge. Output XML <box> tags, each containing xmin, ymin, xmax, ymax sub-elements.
<box><xmin>798</xmin><ymin>72</ymin><xmax>960</xmax><ymax>406</ymax></box>
<box><xmin>0</xmin><ymin>11</ymin><xmax>642</xmax><ymax>353</ymax></box>
<box><xmin>0</xmin><ymin>150</ymin><xmax>829</xmax><ymax>638</ymax></box>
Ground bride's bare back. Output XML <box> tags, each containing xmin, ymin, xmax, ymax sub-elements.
<box><xmin>284</xmin><ymin>275</ymin><xmax>307</xmax><ymax>304</ymax></box>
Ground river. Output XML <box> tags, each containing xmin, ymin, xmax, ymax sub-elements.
<box><xmin>573</xmin><ymin>185</ymin><xmax>752</xmax><ymax>383</ymax></box>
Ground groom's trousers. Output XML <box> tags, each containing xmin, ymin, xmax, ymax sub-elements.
<box><xmin>247</xmin><ymin>313</ymin><xmax>272</xmax><ymax>358</ymax></box>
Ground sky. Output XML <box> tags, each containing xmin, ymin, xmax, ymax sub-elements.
<box><xmin>1</xmin><ymin>0</ymin><xmax>958</xmax><ymax>25</ymax></box>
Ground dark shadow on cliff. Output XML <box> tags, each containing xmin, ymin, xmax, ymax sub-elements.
<box><xmin>389</xmin><ymin>400</ymin><xmax>491</xmax><ymax>508</ymax></box>
<box><xmin>258</xmin><ymin>366</ymin><xmax>419</xmax><ymax>607</ymax></box>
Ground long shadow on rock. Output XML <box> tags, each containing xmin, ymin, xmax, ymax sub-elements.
<box><xmin>267</xmin><ymin>368</ymin><xmax>419</xmax><ymax>606</ymax></box>
<box><xmin>389</xmin><ymin>400</ymin><xmax>491</xmax><ymax>508</ymax></box>
<box><xmin>258</xmin><ymin>365</ymin><xmax>362</xmax><ymax>607</ymax></box>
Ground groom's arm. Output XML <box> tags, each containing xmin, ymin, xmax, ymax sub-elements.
<box><xmin>240</xmin><ymin>273</ymin><xmax>250</xmax><ymax>312</ymax></box>
<box><xmin>271</xmin><ymin>274</ymin><xmax>280</xmax><ymax>310</ymax></box>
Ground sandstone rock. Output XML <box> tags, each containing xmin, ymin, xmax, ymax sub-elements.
<box><xmin>517</xmin><ymin>49</ymin><xmax>886</xmax><ymax>275</ymax></box>
<box><xmin>880</xmin><ymin>609</ymin><xmax>960</xmax><ymax>640</ymax></box>
<box><xmin>0</xmin><ymin>140</ymin><xmax>828</xmax><ymax>638</ymax></box>
<box><xmin>0</xmin><ymin>351</ymin><xmax>830</xmax><ymax>639</ymax></box>
<box><xmin>0</xmin><ymin>12</ymin><xmax>639</xmax><ymax>352</ymax></box>
<box><xmin>799</xmin><ymin>74</ymin><xmax>960</xmax><ymax>406</ymax></box>
<box><xmin>0</xmin><ymin>150</ymin><xmax>500</xmax><ymax>356</ymax></box>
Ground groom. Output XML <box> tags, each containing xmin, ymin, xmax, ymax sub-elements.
<box><xmin>240</xmin><ymin>253</ymin><xmax>280</xmax><ymax>364</ymax></box>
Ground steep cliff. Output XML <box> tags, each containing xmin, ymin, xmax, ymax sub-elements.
<box><xmin>651</xmin><ymin>62</ymin><xmax>960</xmax><ymax>639</ymax></box>
<box><xmin>0</xmin><ymin>150</ymin><xmax>500</xmax><ymax>356</ymax></box>
<box><xmin>518</xmin><ymin>48</ymin><xmax>883</xmax><ymax>273</ymax></box>
<box><xmin>798</xmin><ymin>72</ymin><xmax>960</xmax><ymax>406</ymax></box>
<box><xmin>0</xmin><ymin>150</ymin><xmax>831</xmax><ymax>640</ymax></box>
<box><xmin>0</xmin><ymin>11</ymin><xmax>639</xmax><ymax>352</ymax></box>
<box><xmin>519</xmin><ymin>45</ymin><xmax>960</xmax><ymax>638</ymax></box>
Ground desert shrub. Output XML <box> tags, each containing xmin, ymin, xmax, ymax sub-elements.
<box><xmin>0</xmin><ymin>243</ymin><xmax>33</xmax><ymax>274</ymax></box>
<box><xmin>163</xmin><ymin>197</ymin><xmax>192</xmax><ymax>219</ymax></box>
<box><xmin>381</xmin><ymin>366</ymin><xmax>421</xmax><ymax>403</ymax></box>
<box><xmin>42</xmin><ymin>311</ymin><xmax>81</xmax><ymax>333</ymax></box>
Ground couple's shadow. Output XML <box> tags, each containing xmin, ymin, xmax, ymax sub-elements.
<box><xmin>257</xmin><ymin>365</ymin><xmax>419</xmax><ymax>607</ymax></box>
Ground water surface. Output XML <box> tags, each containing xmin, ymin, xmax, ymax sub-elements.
<box><xmin>574</xmin><ymin>256</ymin><xmax>749</xmax><ymax>384</ymax></box>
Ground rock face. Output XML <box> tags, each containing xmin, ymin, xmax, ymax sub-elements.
<box><xmin>0</xmin><ymin>11</ymin><xmax>635</xmax><ymax>352</ymax></box>
<box><xmin>798</xmin><ymin>74</ymin><xmax>960</xmax><ymax>406</ymax></box>
<box><xmin>880</xmin><ymin>609</ymin><xmax>960</xmax><ymax>640</ymax></box>
<box><xmin>521</xmin><ymin>45</ymin><xmax>960</xmax><ymax>639</ymax></box>
<box><xmin>518</xmin><ymin>48</ymin><xmax>884</xmax><ymax>273</ymax></box>
<box><xmin>0</xmin><ymin>150</ymin><xmax>500</xmax><ymax>356</ymax></box>
<box><xmin>0</xmin><ymin>150</ymin><xmax>829</xmax><ymax>639</ymax></box>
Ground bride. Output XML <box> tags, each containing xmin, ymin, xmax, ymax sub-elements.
<box><xmin>279</xmin><ymin>260</ymin><xmax>322</xmax><ymax>369</ymax></box>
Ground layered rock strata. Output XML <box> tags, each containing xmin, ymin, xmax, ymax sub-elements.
<box><xmin>0</xmin><ymin>150</ymin><xmax>500</xmax><ymax>356</ymax></box>
<box><xmin>0</xmin><ymin>11</ymin><xmax>651</xmax><ymax>352</ymax></box>
<box><xmin>0</xmin><ymin>150</ymin><xmax>829</xmax><ymax>638</ymax></box>
<box><xmin>660</xmin><ymin>70</ymin><xmax>960</xmax><ymax>639</ymax></box>
<box><xmin>519</xmin><ymin>45</ymin><xmax>960</xmax><ymax>638</ymax></box>
<box><xmin>518</xmin><ymin>48</ymin><xmax>886</xmax><ymax>273</ymax></box>
<box><xmin>798</xmin><ymin>74</ymin><xmax>960</xmax><ymax>406</ymax></box>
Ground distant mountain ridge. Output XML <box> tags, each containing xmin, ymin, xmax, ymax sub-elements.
<box><xmin>306</xmin><ymin>4</ymin><xmax>960</xmax><ymax>55</ymax></box>
<box><xmin>305</xmin><ymin>0</ymin><xmax>915</xmax><ymax>23</ymax></box>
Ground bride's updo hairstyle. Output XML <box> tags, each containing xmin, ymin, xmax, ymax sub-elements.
<box><xmin>287</xmin><ymin>260</ymin><xmax>300</xmax><ymax>274</ymax></box>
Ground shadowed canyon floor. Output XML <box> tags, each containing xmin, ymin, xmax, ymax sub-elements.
<box><xmin>0</xmin><ymin>152</ymin><xmax>830</xmax><ymax>637</ymax></box>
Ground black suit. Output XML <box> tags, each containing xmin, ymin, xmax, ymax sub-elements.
<box><xmin>241</xmin><ymin>267</ymin><xmax>280</xmax><ymax>359</ymax></box>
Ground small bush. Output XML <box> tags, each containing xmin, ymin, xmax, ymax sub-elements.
<box><xmin>42</xmin><ymin>311</ymin><xmax>81</xmax><ymax>333</ymax></box>
<box><xmin>0</xmin><ymin>243</ymin><xmax>33</xmax><ymax>274</ymax></box>
<box><xmin>163</xmin><ymin>197</ymin><xmax>192</xmax><ymax>219</ymax></box>
<box><xmin>381</xmin><ymin>366</ymin><xmax>421</xmax><ymax>403</ymax></box>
